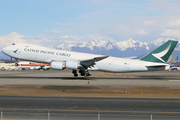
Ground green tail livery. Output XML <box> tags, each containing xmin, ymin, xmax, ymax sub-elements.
<box><xmin>140</xmin><ymin>40</ymin><xmax>178</xmax><ymax>63</ymax></box>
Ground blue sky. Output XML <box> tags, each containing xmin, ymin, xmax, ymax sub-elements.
<box><xmin>1</xmin><ymin>0</ymin><xmax>180</xmax><ymax>48</ymax></box>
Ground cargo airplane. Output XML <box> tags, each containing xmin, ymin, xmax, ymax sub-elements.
<box><xmin>2</xmin><ymin>40</ymin><xmax>178</xmax><ymax>77</ymax></box>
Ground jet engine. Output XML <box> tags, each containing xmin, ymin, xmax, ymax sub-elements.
<box><xmin>51</xmin><ymin>61</ymin><xmax>65</xmax><ymax>70</ymax></box>
<box><xmin>66</xmin><ymin>60</ymin><xmax>80</xmax><ymax>70</ymax></box>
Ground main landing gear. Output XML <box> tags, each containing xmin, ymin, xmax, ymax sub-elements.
<box><xmin>79</xmin><ymin>69</ymin><xmax>91</xmax><ymax>77</ymax></box>
<box><xmin>72</xmin><ymin>69</ymin><xmax>91</xmax><ymax>77</ymax></box>
<box><xmin>72</xmin><ymin>70</ymin><xmax>78</xmax><ymax>77</ymax></box>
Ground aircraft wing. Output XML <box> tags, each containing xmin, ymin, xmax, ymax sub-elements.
<box><xmin>80</xmin><ymin>56</ymin><xmax>109</xmax><ymax>68</ymax></box>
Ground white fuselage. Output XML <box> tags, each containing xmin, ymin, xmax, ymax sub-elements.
<box><xmin>2</xmin><ymin>43</ymin><xmax>170</xmax><ymax>72</ymax></box>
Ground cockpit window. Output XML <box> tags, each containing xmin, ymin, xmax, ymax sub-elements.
<box><xmin>12</xmin><ymin>43</ymin><xmax>15</xmax><ymax>45</ymax></box>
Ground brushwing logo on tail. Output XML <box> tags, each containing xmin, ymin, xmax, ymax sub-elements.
<box><xmin>152</xmin><ymin>43</ymin><xmax>171</xmax><ymax>62</ymax></box>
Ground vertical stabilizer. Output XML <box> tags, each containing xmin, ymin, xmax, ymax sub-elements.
<box><xmin>140</xmin><ymin>40</ymin><xmax>178</xmax><ymax>63</ymax></box>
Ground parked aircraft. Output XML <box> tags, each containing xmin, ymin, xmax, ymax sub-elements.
<box><xmin>2</xmin><ymin>40</ymin><xmax>178</xmax><ymax>77</ymax></box>
<box><xmin>16</xmin><ymin>61</ymin><xmax>50</xmax><ymax>70</ymax></box>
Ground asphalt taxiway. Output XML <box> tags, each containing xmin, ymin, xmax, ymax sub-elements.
<box><xmin>1</xmin><ymin>96</ymin><xmax>180</xmax><ymax>120</ymax></box>
<box><xmin>0</xmin><ymin>70</ymin><xmax>180</xmax><ymax>87</ymax></box>
<box><xmin>1</xmin><ymin>70</ymin><xmax>180</xmax><ymax>119</ymax></box>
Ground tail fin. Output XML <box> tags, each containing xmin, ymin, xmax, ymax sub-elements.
<box><xmin>140</xmin><ymin>40</ymin><xmax>178</xmax><ymax>63</ymax></box>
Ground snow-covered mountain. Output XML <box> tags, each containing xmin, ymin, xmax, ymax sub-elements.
<box><xmin>51</xmin><ymin>38</ymin><xmax>180</xmax><ymax>58</ymax></box>
<box><xmin>1</xmin><ymin>38</ymin><xmax>180</xmax><ymax>60</ymax></box>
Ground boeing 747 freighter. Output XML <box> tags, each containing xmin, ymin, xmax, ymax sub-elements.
<box><xmin>2</xmin><ymin>40</ymin><xmax>178</xmax><ymax>77</ymax></box>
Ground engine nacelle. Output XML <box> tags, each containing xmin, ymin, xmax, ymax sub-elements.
<box><xmin>51</xmin><ymin>61</ymin><xmax>65</xmax><ymax>70</ymax></box>
<box><xmin>66</xmin><ymin>60</ymin><xmax>80</xmax><ymax>70</ymax></box>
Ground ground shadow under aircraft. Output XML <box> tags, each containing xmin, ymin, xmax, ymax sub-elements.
<box><xmin>0</xmin><ymin>75</ymin><xmax>177</xmax><ymax>80</ymax></box>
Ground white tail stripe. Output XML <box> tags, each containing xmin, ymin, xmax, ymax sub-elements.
<box><xmin>152</xmin><ymin>43</ymin><xmax>171</xmax><ymax>62</ymax></box>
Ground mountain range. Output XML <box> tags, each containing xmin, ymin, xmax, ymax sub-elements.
<box><xmin>50</xmin><ymin>38</ymin><xmax>180</xmax><ymax>59</ymax></box>
<box><xmin>1</xmin><ymin>38</ymin><xmax>180</xmax><ymax>60</ymax></box>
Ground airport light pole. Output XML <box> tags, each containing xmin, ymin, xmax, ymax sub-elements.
<box><xmin>0</xmin><ymin>107</ymin><xmax>3</xmax><ymax>120</ymax></box>
<box><xmin>150</xmin><ymin>110</ymin><xmax>152</xmax><ymax>120</ymax></box>
<box><xmin>47</xmin><ymin>108</ymin><xmax>50</xmax><ymax>120</ymax></box>
<box><xmin>97</xmin><ymin>109</ymin><xmax>100</xmax><ymax>120</ymax></box>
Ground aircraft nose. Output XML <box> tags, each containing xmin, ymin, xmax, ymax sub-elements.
<box><xmin>2</xmin><ymin>47</ymin><xmax>10</xmax><ymax>55</ymax></box>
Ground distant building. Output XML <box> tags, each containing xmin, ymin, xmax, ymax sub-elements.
<box><xmin>167</xmin><ymin>55</ymin><xmax>173</xmax><ymax>63</ymax></box>
<box><xmin>167</xmin><ymin>55</ymin><xmax>176</xmax><ymax>63</ymax></box>
<box><xmin>0</xmin><ymin>61</ymin><xmax>15</xmax><ymax>70</ymax></box>
<box><xmin>175</xmin><ymin>56</ymin><xmax>178</xmax><ymax>62</ymax></box>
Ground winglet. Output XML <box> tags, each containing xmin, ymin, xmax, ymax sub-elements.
<box><xmin>140</xmin><ymin>40</ymin><xmax>178</xmax><ymax>63</ymax></box>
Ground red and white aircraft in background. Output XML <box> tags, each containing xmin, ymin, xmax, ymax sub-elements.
<box><xmin>15</xmin><ymin>61</ymin><xmax>50</xmax><ymax>70</ymax></box>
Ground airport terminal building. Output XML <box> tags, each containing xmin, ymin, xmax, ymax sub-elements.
<box><xmin>0</xmin><ymin>60</ymin><xmax>15</xmax><ymax>70</ymax></box>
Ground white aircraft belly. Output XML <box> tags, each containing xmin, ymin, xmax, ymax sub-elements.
<box><xmin>95</xmin><ymin>62</ymin><xmax>147</xmax><ymax>72</ymax></box>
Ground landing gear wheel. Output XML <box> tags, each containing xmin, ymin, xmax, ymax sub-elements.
<box><xmin>74</xmin><ymin>74</ymin><xmax>78</xmax><ymax>77</ymax></box>
<box><xmin>79</xmin><ymin>68</ymin><xmax>91</xmax><ymax>77</ymax></box>
<box><xmin>85</xmin><ymin>72</ymin><xmax>91</xmax><ymax>77</ymax></box>
<box><xmin>72</xmin><ymin>70</ymin><xmax>78</xmax><ymax>77</ymax></box>
<box><xmin>84</xmin><ymin>70</ymin><xmax>91</xmax><ymax>77</ymax></box>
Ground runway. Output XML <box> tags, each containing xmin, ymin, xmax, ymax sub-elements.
<box><xmin>0</xmin><ymin>70</ymin><xmax>180</xmax><ymax>119</ymax></box>
<box><xmin>1</xmin><ymin>96</ymin><xmax>180</xmax><ymax>120</ymax></box>
<box><xmin>1</xmin><ymin>70</ymin><xmax>180</xmax><ymax>88</ymax></box>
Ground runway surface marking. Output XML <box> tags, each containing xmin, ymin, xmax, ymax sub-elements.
<box><xmin>169</xmin><ymin>80</ymin><xmax>180</xmax><ymax>81</ymax></box>
<box><xmin>2</xmin><ymin>108</ymin><xmax>180</xmax><ymax>114</ymax></box>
